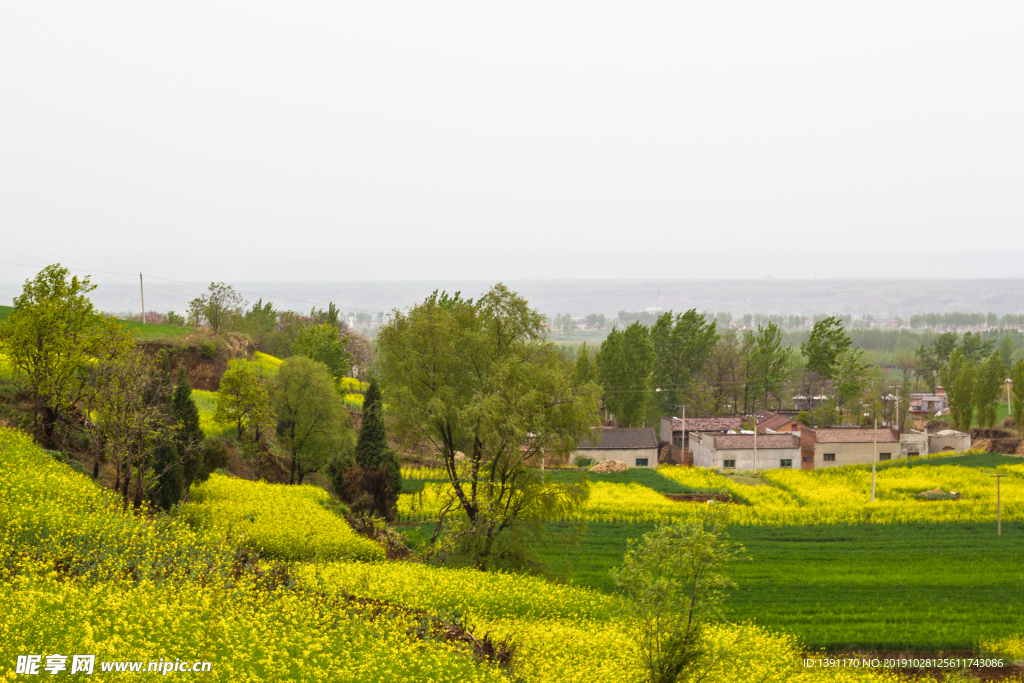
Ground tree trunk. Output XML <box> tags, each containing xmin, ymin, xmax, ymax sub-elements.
<box><xmin>121</xmin><ymin>461</ymin><xmax>132</xmax><ymax>510</ymax></box>
<box><xmin>42</xmin><ymin>406</ymin><xmax>57</xmax><ymax>447</ymax></box>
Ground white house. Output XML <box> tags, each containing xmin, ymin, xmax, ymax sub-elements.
<box><xmin>574</xmin><ymin>428</ymin><xmax>659</xmax><ymax>468</ymax></box>
<box><xmin>690</xmin><ymin>432</ymin><xmax>801</xmax><ymax>472</ymax></box>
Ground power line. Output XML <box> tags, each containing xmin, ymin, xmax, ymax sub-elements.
<box><xmin>0</xmin><ymin>238</ymin><xmax>384</xmax><ymax>315</ymax></box>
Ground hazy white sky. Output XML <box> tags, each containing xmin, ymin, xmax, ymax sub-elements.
<box><xmin>1</xmin><ymin>2</ymin><xmax>1022</xmax><ymax>281</ymax></box>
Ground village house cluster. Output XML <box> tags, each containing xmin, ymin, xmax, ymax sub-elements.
<box><xmin>570</xmin><ymin>407</ymin><xmax>971</xmax><ymax>472</ymax></box>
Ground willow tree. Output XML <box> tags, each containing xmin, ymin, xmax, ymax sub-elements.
<box><xmin>376</xmin><ymin>284</ymin><xmax>601</xmax><ymax>570</ymax></box>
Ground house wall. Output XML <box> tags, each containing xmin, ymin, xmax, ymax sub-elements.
<box><xmin>659</xmin><ymin>417</ymin><xmax>673</xmax><ymax>444</ymax></box>
<box><xmin>691</xmin><ymin>437</ymin><xmax>715</xmax><ymax>469</ymax></box>
<box><xmin>929</xmin><ymin>433</ymin><xmax>971</xmax><ymax>453</ymax></box>
<box><xmin>800</xmin><ymin>429</ymin><xmax>816</xmax><ymax>470</ymax></box>
<box><xmin>814</xmin><ymin>441</ymin><xmax>902</xmax><ymax>468</ymax></box>
<box><xmin>900</xmin><ymin>432</ymin><xmax>928</xmax><ymax>456</ymax></box>
<box><xmin>703</xmin><ymin>447</ymin><xmax>801</xmax><ymax>472</ymax></box>
<box><xmin>573</xmin><ymin>447</ymin><xmax>657</xmax><ymax>468</ymax></box>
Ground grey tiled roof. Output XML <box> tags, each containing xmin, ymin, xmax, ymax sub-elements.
<box><xmin>578</xmin><ymin>428</ymin><xmax>658</xmax><ymax>450</ymax></box>
<box><xmin>669</xmin><ymin>416</ymin><xmax>743</xmax><ymax>432</ymax></box>
<box><xmin>811</xmin><ymin>428</ymin><xmax>899</xmax><ymax>443</ymax></box>
<box><xmin>713</xmin><ymin>434</ymin><xmax>799</xmax><ymax>450</ymax></box>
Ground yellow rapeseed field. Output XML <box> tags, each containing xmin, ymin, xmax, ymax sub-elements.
<box><xmin>298</xmin><ymin>560</ymin><xmax>903</xmax><ymax>683</ymax></box>
<box><xmin>179</xmin><ymin>473</ymin><xmax>384</xmax><ymax>561</ymax></box>
<box><xmin>253</xmin><ymin>350</ymin><xmax>283</xmax><ymax>375</ymax></box>
<box><xmin>337</xmin><ymin>377</ymin><xmax>368</xmax><ymax>393</ymax></box>
<box><xmin>0</xmin><ymin>427</ymin><xmax>507</xmax><ymax>682</ymax></box>
<box><xmin>398</xmin><ymin>459</ymin><xmax>1024</xmax><ymax>527</ymax></box>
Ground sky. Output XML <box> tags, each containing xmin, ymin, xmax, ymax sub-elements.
<box><xmin>1</xmin><ymin>2</ymin><xmax>1023</xmax><ymax>283</ymax></box>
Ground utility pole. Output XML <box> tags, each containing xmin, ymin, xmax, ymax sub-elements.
<box><xmin>894</xmin><ymin>388</ymin><xmax>901</xmax><ymax>432</ymax></box>
<box><xmin>871</xmin><ymin>419</ymin><xmax>877</xmax><ymax>503</ymax></box>
<box><xmin>753</xmin><ymin>417</ymin><xmax>758</xmax><ymax>474</ymax></box>
<box><xmin>680</xmin><ymin>405</ymin><xmax>686</xmax><ymax>464</ymax></box>
<box><xmin>139</xmin><ymin>272</ymin><xmax>145</xmax><ymax>323</ymax></box>
<box><xmin>991</xmin><ymin>472</ymin><xmax>1007</xmax><ymax>536</ymax></box>
<box><xmin>1007</xmin><ymin>380</ymin><xmax>1013</xmax><ymax>425</ymax></box>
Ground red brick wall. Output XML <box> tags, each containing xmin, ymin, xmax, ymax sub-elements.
<box><xmin>800</xmin><ymin>428</ymin><xmax>816</xmax><ymax>470</ymax></box>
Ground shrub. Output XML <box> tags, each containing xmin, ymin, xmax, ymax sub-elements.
<box><xmin>611</xmin><ymin>503</ymin><xmax>744</xmax><ymax>683</ymax></box>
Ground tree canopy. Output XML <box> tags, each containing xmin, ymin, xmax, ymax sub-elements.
<box><xmin>189</xmin><ymin>282</ymin><xmax>246</xmax><ymax>333</ymax></box>
<box><xmin>0</xmin><ymin>264</ymin><xmax>126</xmax><ymax>444</ymax></box>
<box><xmin>214</xmin><ymin>359</ymin><xmax>273</xmax><ymax>442</ymax></box>
<box><xmin>274</xmin><ymin>356</ymin><xmax>352</xmax><ymax>484</ymax></box>
<box><xmin>650</xmin><ymin>310</ymin><xmax>718</xmax><ymax>422</ymax></box>
<box><xmin>293</xmin><ymin>323</ymin><xmax>352</xmax><ymax>380</ymax></box>
<box><xmin>596</xmin><ymin>322</ymin><xmax>655</xmax><ymax>427</ymax></box>
<box><xmin>376</xmin><ymin>284</ymin><xmax>600</xmax><ymax>569</ymax></box>
<box><xmin>801</xmin><ymin>316</ymin><xmax>852</xmax><ymax>381</ymax></box>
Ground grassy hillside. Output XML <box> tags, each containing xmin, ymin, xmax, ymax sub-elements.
<box><xmin>0</xmin><ymin>304</ymin><xmax>190</xmax><ymax>340</ymax></box>
<box><xmin>115</xmin><ymin>318</ymin><xmax>192</xmax><ymax>340</ymax></box>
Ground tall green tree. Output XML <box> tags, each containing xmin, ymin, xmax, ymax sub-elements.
<box><xmin>801</xmin><ymin>316</ymin><xmax>851</xmax><ymax>381</ymax></box>
<box><xmin>998</xmin><ymin>336</ymin><xmax>1016</xmax><ymax>373</ymax></box>
<box><xmin>172</xmin><ymin>367</ymin><xmax>207</xmax><ymax>493</ymax></box>
<box><xmin>243</xmin><ymin>299</ymin><xmax>278</xmax><ymax>349</ymax></box>
<box><xmin>960</xmin><ymin>331</ymin><xmax>995</xmax><ymax>364</ymax></box>
<box><xmin>0</xmin><ymin>264</ymin><xmax>128</xmax><ymax>445</ymax></box>
<box><xmin>293</xmin><ymin>323</ymin><xmax>352</xmax><ymax>380</ymax></box>
<box><xmin>345</xmin><ymin>379</ymin><xmax>402</xmax><ymax>518</ymax></box>
<box><xmin>149</xmin><ymin>442</ymin><xmax>183</xmax><ymax>512</ymax></box>
<box><xmin>834</xmin><ymin>348</ymin><xmax>869</xmax><ymax>419</ymax></box>
<box><xmin>748</xmin><ymin>323</ymin><xmax>791</xmax><ymax>410</ymax></box>
<box><xmin>940</xmin><ymin>348</ymin><xmax>975</xmax><ymax>432</ymax></box>
<box><xmin>974</xmin><ymin>353</ymin><xmax>1005</xmax><ymax>429</ymax></box>
<box><xmin>650</xmin><ymin>310</ymin><xmax>718</xmax><ymax>421</ymax></box>
<box><xmin>275</xmin><ymin>356</ymin><xmax>352</xmax><ymax>484</ymax></box>
<box><xmin>895</xmin><ymin>353</ymin><xmax>916</xmax><ymax>389</ymax></box>
<box><xmin>913</xmin><ymin>344</ymin><xmax>940</xmax><ymax>393</ymax></box>
<box><xmin>376</xmin><ymin>285</ymin><xmax>599</xmax><ymax>570</ymax></box>
<box><xmin>189</xmin><ymin>282</ymin><xmax>247</xmax><ymax>334</ymax></box>
<box><xmin>86</xmin><ymin>344</ymin><xmax>175</xmax><ymax>509</ymax></box>
<box><xmin>702</xmin><ymin>330</ymin><xmax>741</xmax><ymax>415</ymax></box>
<box><xmin>597</xmin><ymin>322</ymin><xmax>655</xmax><ymax>427</ymax></box>
<box><xmin>214</xmin><ymin>359</ymin><xmax>273</xmax><ymax>442</ymax></box>
<box><xmin>572</xmin><ymin>342</ymin><xmax>596</xmax><ymax>388</ymax></box>
<box><xmin>1010</xmin><ymin>359</ymin><xmax>1024</xmax><ymax>429</ymax></box>
<box><xmin>932</xmin><ymin>332</ymin><xmax>958</xmax><ymax>366</ymax></box>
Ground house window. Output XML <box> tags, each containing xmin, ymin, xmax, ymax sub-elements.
<box><xmin>823</xmin><ymin>453</ymin><xmax>836</xmax><ymax>462</ymax></box>
<box><xmin>723</xmin><ymin>460</ymin><xmax>736</xmax><ymax>469</ymax></box>
<box><xmin>635</xmin><ymin>458</ymin><xmax>649</xmax><ymax>467</ymax></box>
<box><xmin>780</xmin><ymin>459</ymin><xmax>792</xmax><ymax>468</ymax></box>
<box><xmin>879</xmin><ymin>453</ymin><xmax>891</xmax><ymax>461</ymax></box>
<box><xmin>802</xmin><ymin>456</ymin><xmax>812</xmax><ymax>462</ymax></box>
